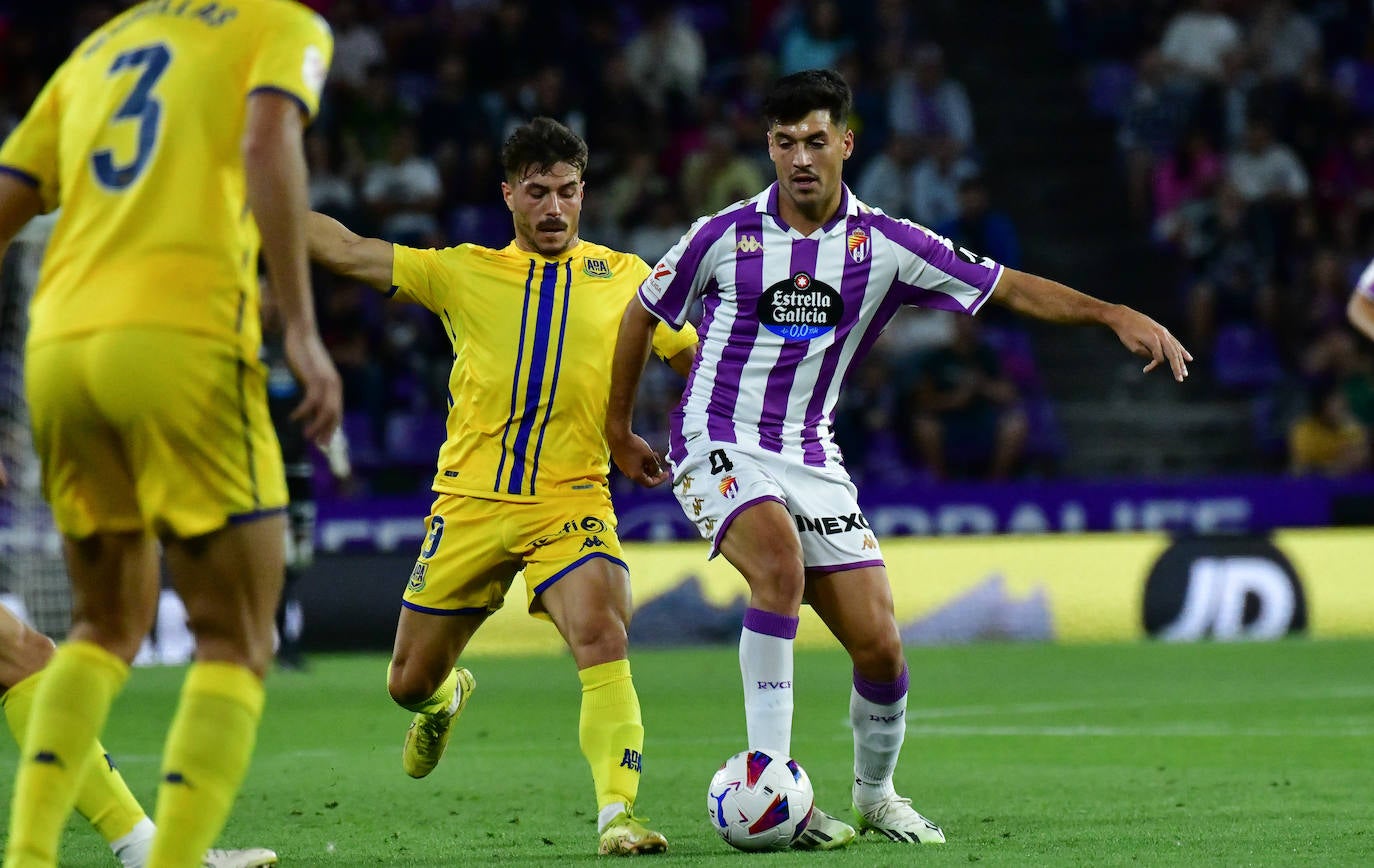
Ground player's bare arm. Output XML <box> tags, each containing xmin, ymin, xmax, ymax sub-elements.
<box><xmin>992</xmin><ymin>268</ymin><xmax>1192</xmax><ymax>382</ymax></box>
<box><xmin>607</xmin><ymin>299</ymin><xmax>670</xmax><ymax>487</ymax></box>
<box><xmin>668</xmin><ymin>345</ymin><xmax>696</xmax><ymax>378</ymax></box>
<box><xmin>244</xmin><ymin>90</ymin><xmax>342</xmax><ymax>446</ymax></box>
<box><xmin>1349</xmin><ymin>291</ymin><xmax>1374</xmax><ymax>343</ymax></box>
<box><xmin>306</xmin><ymin>210</ymin><xmax>395</xmax><ymax>291</ymax></box>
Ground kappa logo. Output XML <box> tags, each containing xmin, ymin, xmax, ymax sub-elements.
<box><xmin>703</xmin><ymin>517</ymin><xmax>716</xmax><ymax>532</ymax></box>
<box><xmin>862</xmin><ymin>534</ymin><xmax>879</xmax><ymax>550</ymax></box>
<box><xmin>692</xmin><ymin>496</ymin><xmax>705</xmax><ymax>516</ymax></box>
<box><xmin>677</xmin><ymin>473</ymin><xmax>694</xmax><ymax>493</ymax></box>
<box><xmin>718</xmin><ymin>476</ymin><xmax>739</xmax><ymax>499</ymax></box>
<box><xmin>583</xmin><ymin>257</ymin><xmax>612</xmax><ymax>279</ymax></box>
<box><xmin>580</xmin><ymin>535</ymin><xmax>607</xmax><ymax>551</ymax></box>
<box><xmin>847</xmin><ymin>227</ymin><xmax>870</xmax><ymax>263</ymax></box>
<box><xmin>736</xmin><ymin>235</ymin><xmax>763</xmax><ymax>254</ymax></box>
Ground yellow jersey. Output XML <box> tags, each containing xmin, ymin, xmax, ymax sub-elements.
<box><xmin>0</xmin><ymin>0</ymin><xmax>332</xmax><ymax>360</ymax></box>
<box><xmin>392</xmin><ymin>240</ymin><xmax>698</xmax><ymax>501</ymax></box>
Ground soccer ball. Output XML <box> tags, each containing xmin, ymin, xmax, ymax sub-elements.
<box><xmin>706</xmin><ymin>749</ymin><xmax>815</xmax><ymax>851</ymax></box>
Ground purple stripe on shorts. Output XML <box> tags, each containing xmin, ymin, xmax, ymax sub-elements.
<box><xmin>807</xmin><ymin>558</ymin><xmax>885</xmax><ymax>575</ymax></box>
<box><xmin>705</xmin><ymin>211</ymin><xmax>767</xmax><ymax>444</ymax></box>
<box><xmin>744</xmin><ymin>606</ymin><xmax>800</xmax><ymax>640</ymax></box>
<box><xmin>854</xmin><ymin>664</ymin><xmax>909</xmax><ymax>705</ymax></box>
<box><xmin>758</xmin><ymin>238</ymin><xmax>819</xmax><ymax>453</ymax></box>
<box><xmin>711</xmin><ymin>494</ymin><xmax>786</xmax><ymax>558</ymax></box>
<box><xmin>799</xmin><ymin>213</ymin><xmax>875</xmax><ymax>466</ymax></box>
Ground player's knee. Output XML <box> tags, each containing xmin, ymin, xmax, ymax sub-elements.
<box><xmin>850</xmin><ymin>635</ymin><xmax>906</xmax><ymax>683</ymax></box>
<box><xmin>747</xmin><ymin>558</ymin><xmax>805</xmax><ymax>613</ymax></box>
<box><xmin>563</xmin><ymin>616</ymin><xmax>629</xmax><ymax>668</ymax></box>
<box><xmin>388</xmin><ymin>659</ymin><xmax>441</xmax><ymax>708</ymax></box>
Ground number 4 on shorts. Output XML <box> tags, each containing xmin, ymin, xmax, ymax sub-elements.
<box><xmin>709</xmin><ymin>449</ymin><xmax>733</xmax><ymax>475</ymax></box>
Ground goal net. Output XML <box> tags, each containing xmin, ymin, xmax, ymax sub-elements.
<box><xmin>0</xmin><ymin>213</ymin><xmax>70</xmax><ymax>638</ymax></box>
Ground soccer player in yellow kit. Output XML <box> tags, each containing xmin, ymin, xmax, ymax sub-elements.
<box><xmin>0</xmin><ymin>2</ymin><xmax>342</xmax><ymax>866</ymax></box>
<box><xmin>0</xmin><ymin>591</ymin><xmax>275</xmax><ymax>867</ymax></box>
<box><xmin>307</xmin><ymin>116</ymin><xmax>696</xmax><ymax>855</ymax></box>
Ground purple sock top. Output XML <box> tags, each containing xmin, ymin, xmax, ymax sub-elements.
<box><xmin>743</xmin><ymin>607</ymin><xmax>799</xmax><ymax>640</ymax></box>
<box><xmin>853</xmin><ymin>664</ymin><xmax>909</xmax><ymax>705</ymax></box>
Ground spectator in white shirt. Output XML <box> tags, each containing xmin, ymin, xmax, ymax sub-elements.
<box><xmin>363</xmin><ymin>125</ymin><xmax>443</xmax><ymax>244</ymax></box>
<box><xmin>329</xmin><ymin>0</ymin><xmax>386</xmax><ymax>91</ymax></box>
<box><xmin>857</xmin><ymin>134</ymin><xmax>920</xmax><ymax>217</ymax></box>
<box><xmin>912</xmin><ymin>137</ymin><xmax>980</xmax><ymax>228</ymax></box>
<box><xmin>1158</xmin><ymin>0</ymin><xmax>1242</xmax><ymax>84</ymax></box>
<box><xmin>624</xmin><ymin>7</ymin><xmax>706</xmax><ymax>112</ymax></box>
<box><xmin>887</xmin><ymin>43</ymin><xmax>975</xmax><ymax>156</ymax></box>
<box><xmin>1227</xmin><ymin>116</ymin><xmax>1310</xmax><ymax>204</ymax></box>
<box><xmin>1248</xmin><ymin>0</ymin><xmax>1322</xmax><ymax>82</ymax></box>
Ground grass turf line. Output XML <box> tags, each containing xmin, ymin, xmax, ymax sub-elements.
<box><xmin>1</xmin><ymin>639</ymin><xmax>1371</xmax><ymax>865</ymax></box>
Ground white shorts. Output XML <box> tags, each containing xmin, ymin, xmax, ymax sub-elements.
<box><xmin>670</xmin><ymin>442</ymin><xmax>885</xmax><ymax>572</ymax></box>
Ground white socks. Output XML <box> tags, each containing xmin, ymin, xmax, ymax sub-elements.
<box><xmin>851</xmin><ymin>665</ymin><xmax>909</xmax><ymax>809</ymax></box>
<box><xmin>739</xmin><ymin>607</ymin><xmax>799</xmax><ymax>755</ymax></box>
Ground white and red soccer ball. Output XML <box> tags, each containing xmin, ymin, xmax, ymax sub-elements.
<box><xmin>706</xmin><ymin>749</ymin><xmax>815</xmax><ymax>851</ymax></box>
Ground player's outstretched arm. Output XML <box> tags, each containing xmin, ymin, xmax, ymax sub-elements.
<box><xmin>991</xmin><ymin>268</ymin><xmax>1192</xmax><ymax>382</ymax></box>
<box><xmin>306</xmin><ymin>211</ymin><xmax>394</xmax><ymax>291</ymax></box>
<box><xmin>607</xmin><ymin>299</ymin><xmax>671</xmax><ymax>487</ymax></box>
<box><xmin>1349</xmin><ymin>291</ymin><xmax>1374</xmax><ymax>343</ymax></box>
<box><xmin>244</xmin><ymin>90</ymin><xmax>342</xmax><ymax>446</ymax></box>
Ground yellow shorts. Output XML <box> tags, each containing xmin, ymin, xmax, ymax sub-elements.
<box><xmin>401</xmin><ymin>492</ymin><xmax>626</xmax><ymax>620</ymax></box>
<box><xmin>25</xmin><ymin>329</ymin><xmax>287</xmax><ymax>539</ymax></box>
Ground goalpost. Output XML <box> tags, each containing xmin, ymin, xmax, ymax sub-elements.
<box><xmin>0</xmin><ymin>212</ymin><xmax>70</xmax><ymax>638</ymax></box>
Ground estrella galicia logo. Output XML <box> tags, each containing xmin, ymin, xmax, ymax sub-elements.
<box><xmin>1143</xmin><ymin>536</ymin><xmax>1306</xmax><ymax>641</ymax></box>
<box><xmin>759</xmin><ymin>272</ymin><xmax>844</xmax><ymax>340</ymax></box>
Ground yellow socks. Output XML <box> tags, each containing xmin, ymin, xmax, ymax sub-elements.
<box><xmin>577</xmin><ymin>659</ymin><xmax>644</xmax><ymax>823</ymax></box>
<box><xmin>2</xmin><ymin>670</ymin><xmax>147</xmax><ymax>847</ymax></box>
<box><xmin>3</xmin><ymin>640</ymin><xmax>130</xmax><ymax>868</ymax></box>
<box><xmin>148</xmin><ymin>662</ymin><xmax>264</xmax><ymax>868</ymax></box>
<box><xmin>390</xmin><ymin>662</ymin><xmax>458</xmax><ymax>714</ymax></box>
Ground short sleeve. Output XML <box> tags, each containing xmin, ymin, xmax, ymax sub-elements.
<box><xmin>0</xmin><ymin>70</ymin><xmax>63</xmax><ymax>212</ymax></box>
<box><xmin>880</xmin><ymin>217</ymin><xmax>1003</xmax><ymax>315</ymax></box>
<box><xmin>390</xmin><ymin>244</ymin><xmax>444</xmax><ymax>312</ymax></box>
<box><xmin>651</xmin><ymin>318</ymin><xmax>698</xmax><ymax>362</ymax></box>
<box><xmin>248</xmin><ymin>4</ymin><xmax>333</xmax><ymax>120</ymax></box>
<box><xmin>637</xmin><ymin>212</ymin><xmax>725</xmax><ymax>329</ymax></box>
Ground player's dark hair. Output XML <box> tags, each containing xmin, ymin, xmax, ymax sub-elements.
<box><xmin>762</xmin><ymin>68</ymin><xmax>852</xmax><ymax>130</ymax></box>
<box><xmin>500</xmin><ymin>117</ymin><xmax>588</xmax><ymax>180</ymax></box>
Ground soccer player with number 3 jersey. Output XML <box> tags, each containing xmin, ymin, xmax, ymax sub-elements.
<box><xmin>608</xmin><ymin>69</ymin><xmax>1192</xmax><ymax>848</ymax></box>
<box><xmin>0</xmin><ymin>1</ymin><xmax>341</xmax><ymax>865</ymax></box>
<box><xmin>306</xmin><ymin>117</ymin><xmax>696</xmax><ymax>856</ymax></box>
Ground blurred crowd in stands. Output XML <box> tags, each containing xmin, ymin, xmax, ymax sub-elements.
<box><xmin>2</xmin><ymin>0</ymin><xmax>1371</xmax><ymax>493</ymax></box>
<box><xmin>1056</xmin><ymin>0</ymin><xmax>1372</xmax><ymax>475</ymax></box>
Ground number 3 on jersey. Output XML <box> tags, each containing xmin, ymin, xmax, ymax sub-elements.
<box><xmin>92</xmin><ymin>43</ymin><xmax>171</xmax><ymax>190</ymax></box>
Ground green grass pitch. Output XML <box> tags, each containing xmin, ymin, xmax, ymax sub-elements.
<box><xmin>3</xmin><ymin>639</ymin><xmax>1371</xmax><ymax>866</ymax></box>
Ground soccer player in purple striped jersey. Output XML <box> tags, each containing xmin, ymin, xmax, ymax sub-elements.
<box><xmin>607</xmin><ymin>69</ymin><xmax>1192</xmax><ymax>848</ymax></box>
<box><xmin>1349</xmin><ymin>259</ymin><xmax>1374</xmax><ymax>342</ymax></box>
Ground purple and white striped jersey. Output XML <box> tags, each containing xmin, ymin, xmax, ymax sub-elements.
<box><xmin>638</xmin><ymin>183</ymin><xmax>1004</xmax><ymax>470</ymax></box>
<box><xmin>1358</xmin><ymin>258</ymin><xmax>1374</xmax><ymax>301</ymax></box>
